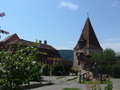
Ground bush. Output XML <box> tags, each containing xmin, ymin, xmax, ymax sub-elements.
<box><xmin>42</xmin><ymin>64</ymin><xmax>49</xmax><ymax>76</ymax></box>
<box><xmin>98</xmin><ymin>64</ymin><xmax>117</xmax><ymax>77</ymax></box>
<box><xmin>70</xmin><ymin>68</ymin><xmax>78</xmax><ymax>74</ymax></box>
<box><xmin>52</xmin><ymin>64</ymin><xmax>64</xmax><ymax>76</ymax></box>
<box><xmin>104</xmin><ymin>81</ymin><xmax>113</xmax><ymax>90</ymax></box>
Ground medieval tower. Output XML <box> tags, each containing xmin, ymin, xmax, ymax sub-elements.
<box><xmin>73</xmin><ymin>17</ymin><xmax>102</xmax><ymax>71</ymax></box>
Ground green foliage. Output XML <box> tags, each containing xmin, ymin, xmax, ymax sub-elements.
<box><xmin>52</xmin><ymin>64</ymin><xmax>64</xmax><ymax>76</ymax></box>
<box><xmin>98</xmin><ymin>64</ymin><xmax>117</xmax><ymax>77</ymax></box>
<box><xmin>42</xmin><ymin>64</ymin><xmax>49</xmax><ymax>76</ymax></box>
<box><xmin>90</xmin><ymin>48</ymin><xmax>117</xmax><ymax>61</ymax></box>
<box><xmin>56</xmin><ymin>77</ymin><xmax>64</xmax><ymax>80</ymax></box>
<box><xmin>0</xmin><ymin>45</ymin><xmax>42</xmax><ymax>89</ymax></box>
<box><xmin>104</xmin><ymin>81</ymin><xmax>113</xmax><ymax>90</ymax></box>
<box><xmin>69</xmin><ymin>68</ymin><xmax>78</xmax><ymax>73</ymax></box>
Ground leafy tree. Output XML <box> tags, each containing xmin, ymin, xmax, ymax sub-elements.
<box><xmin>116</xmin><ymin>52</ymin><xmax>120</xmax><ymax>57</ymax></box>
<box><xmin>0</xmin><ymin>12</ymin><xmax>9</xmax><ymax>38</ymax></box>
<box><xmin>90</xmin><ymin>48</ymin><xmax>117</xmax><ymax>61</ymax></box>
<box><xmin>0</xmin><ymin>44</ymin><xmax>42</xmax><ymax>89</ymax></box>
<box><xmin>0</xmin><ymin>12</ymin><xmax>5</xmax><ymax>17</ymax></box>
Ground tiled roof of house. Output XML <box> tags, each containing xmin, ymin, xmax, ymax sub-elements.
<box><xmin>6</xmin><ymin>39</ymin><xmax>56</xmax><ymax>50</ymax></box>
<box><xmin>1</xmin><ymin>33</ymin><xmax>62</xmax><ymax>60</ymax></box>
<box><xmin>6</xmin><ymin>39</ymin><xmax>62</xmax><ymax>58</ymax></box>
<box><xmin>1</xmin><ymin>33</ymin><xmax>20</xmax><ymax>44</ymax></box>
<box><xmin>74</xmin><ymin>17</ymin><xmax>102</xmax><ymax>50</ymax></box>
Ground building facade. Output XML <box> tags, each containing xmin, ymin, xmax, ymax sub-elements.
<box><xmin>73</xmin><ymin>17</ymin><xmax>103</xmax><ymax>72</ymax></box>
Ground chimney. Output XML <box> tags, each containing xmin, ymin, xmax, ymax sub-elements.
<box><xmin>39</xmin><ymin>40</ymin><xmax>42</xmax><ymax>44</ymax></box>
<box><xmin>44</xmin><ymin>40</ymin><xmax>47</xmax><ymax>45</ymax></box>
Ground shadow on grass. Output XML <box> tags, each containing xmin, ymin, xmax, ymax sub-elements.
<box><xmin>21</xmin><ymin>81</ymin><xmax>54</xmax><ymax>90</ymax></box>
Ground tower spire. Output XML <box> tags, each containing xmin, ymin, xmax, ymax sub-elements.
<box><xmin>74</xmin><ymin>17</ymin><xmax>102</xmax><ymax>50</ymax></box>
<box><xmin>87</xmin><ymin>13</ymin><xmax>89</xmax><ymax>18</ymax></box>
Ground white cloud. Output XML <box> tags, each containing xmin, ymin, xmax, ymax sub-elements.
<box><xmin>59</xmin><ymin>1</ymin><xmax>78</xmax><ymax>10</ymax></box>
<box><xmin>101</xmin><ymin>42</ymin><xmax>120</xmax><ymax>52</ymax></box>
<box><xmin>106</xmin><ymin>38</ymin><xmax>120</xmax><ymax>42</ymax></box>
<box><xmin>111</xmin><ymin>1</ymin><xmax>119</xmax><ymax>7</ymax></box>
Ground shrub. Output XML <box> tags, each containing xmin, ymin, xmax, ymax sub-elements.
<box><xmin>104</xmin><ymin>81</ymin><xmax>113</xmax><ymax>90</ymax></box>
<box><xmin>70</xmin><ymin>68</ymin><xmax>78</xmax><ymax>74</ymax></box>
<box><xmin>42</xmin><ymin>64</ymin><xmax>49</xmax><ymax>76</ymax></box>
<box><xmin>98</xmin><ymin>64</ymin><xmax>117</xmax><ymax>77</ymax></box>
<box><xmin>52</xmin><ymin>64</ymin><xmax>64</xmax><ymax>76</ymax></box>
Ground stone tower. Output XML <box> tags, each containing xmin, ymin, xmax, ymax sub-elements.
<box><xmin>73</xmin><ymin>17</ymin><xmax>102</xmax><ymax>71</ymax></box>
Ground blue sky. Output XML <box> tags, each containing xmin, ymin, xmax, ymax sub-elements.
<box><xmin>0</xmin><ymin>0</ymin><xmax>120</xmax><ymax>52</ymax></box>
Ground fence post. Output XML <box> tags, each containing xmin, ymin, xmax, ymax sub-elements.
<box><xmin>79</xmin><ymin>72</ymin><xmax>82</xmax><ymax>83</ymax></box>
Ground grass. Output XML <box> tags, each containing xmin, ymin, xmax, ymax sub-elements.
<box><xmin>56</xmin><ymin>76</ymin><xmax>78</xmax><ymax>81</ymax></box>
<box><xmin>56</xmin><ymin>77</ymin><xmax>64</xmax><ymax>80</ymax></box>
<box><xmin>67</xmin><ymin>77</ymin><xmax>78</xmax><ymax>81</ymax></box>
<box><xmin>62</xmin><ymin>88</ymin><xmax>81</xmax><ymax>90</ymax></box>
<box><xmin>80</xmin><ymin>79</ymin><xmax>109</xmax><ymax>84</ymax></box>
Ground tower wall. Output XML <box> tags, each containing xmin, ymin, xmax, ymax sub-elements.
<box><xmin>73</xmin><ymin>51</ymin><xmax>78</xmax><ymax>69</ymax></box>
<box><xmin>73</xmin><ymin>49</ymin><xmax>102</xmax><ymax>72</ymax></box>
<box><xmin>73</xmin><ymin>50</ymin><xmax>86</xmax><ymax>72</ymax></box>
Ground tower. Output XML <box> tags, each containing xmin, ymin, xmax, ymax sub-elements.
<box><xmin>73</xmin><ymin>17</ymin><xmax>102</xmax><ymax>71</ymax></box>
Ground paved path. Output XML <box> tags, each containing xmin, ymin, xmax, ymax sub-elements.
<box><xmin>23</xmin><ymin>76</ymin><xmax>120</xmax><ymax>90</ymax></box>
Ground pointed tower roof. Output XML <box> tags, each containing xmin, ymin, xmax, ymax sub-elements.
<box><xmin>74</xmin><ymin>17</ymin><xmax>102</xmax><ymax>50</ymax></box>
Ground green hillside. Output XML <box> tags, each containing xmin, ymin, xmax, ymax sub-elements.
<box><xmin>58</xmin><ymin>50</ymin><xmax>73</xmax><ymax>62</ymax></box>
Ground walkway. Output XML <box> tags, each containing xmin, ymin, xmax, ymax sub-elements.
<box><xmin>23</xmin><ymin>76</ymin><xmax>120</xmax><ymax>90</ymax></box>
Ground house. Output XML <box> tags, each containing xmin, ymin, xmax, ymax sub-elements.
<box><xmin>0</xmin><ymin>33</ymin><xmax>62</xmax><ymax>62</ymax></box>
<box><xmin>73</xmin><ymin>17</ymin><xmax>103</xmax><ymax>72</ymax></box>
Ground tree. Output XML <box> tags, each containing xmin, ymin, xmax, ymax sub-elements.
<box><xmin>0</xmin><ymin>12</ymin><xmax>9</xmax><ymax>38</ymax></box>
<box><xmin>0</xmin><ymin>12</ymin><xmax>5</xmax><ymax>17</ymax></box>
<box><xmin>0</xmin><ymin>44</ymin><xmax>42</xmax><ymax>89</ymax></box>
<box><xmin>90</xmin><ymin>48</ymin><xmax>117</xmax><ymax>61</ymax></box>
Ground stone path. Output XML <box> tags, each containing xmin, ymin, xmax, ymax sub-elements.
<box><xmin>23</xmin><ymin>76</ymin><xmax>120</xmax><ymax>90</ymax></box>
